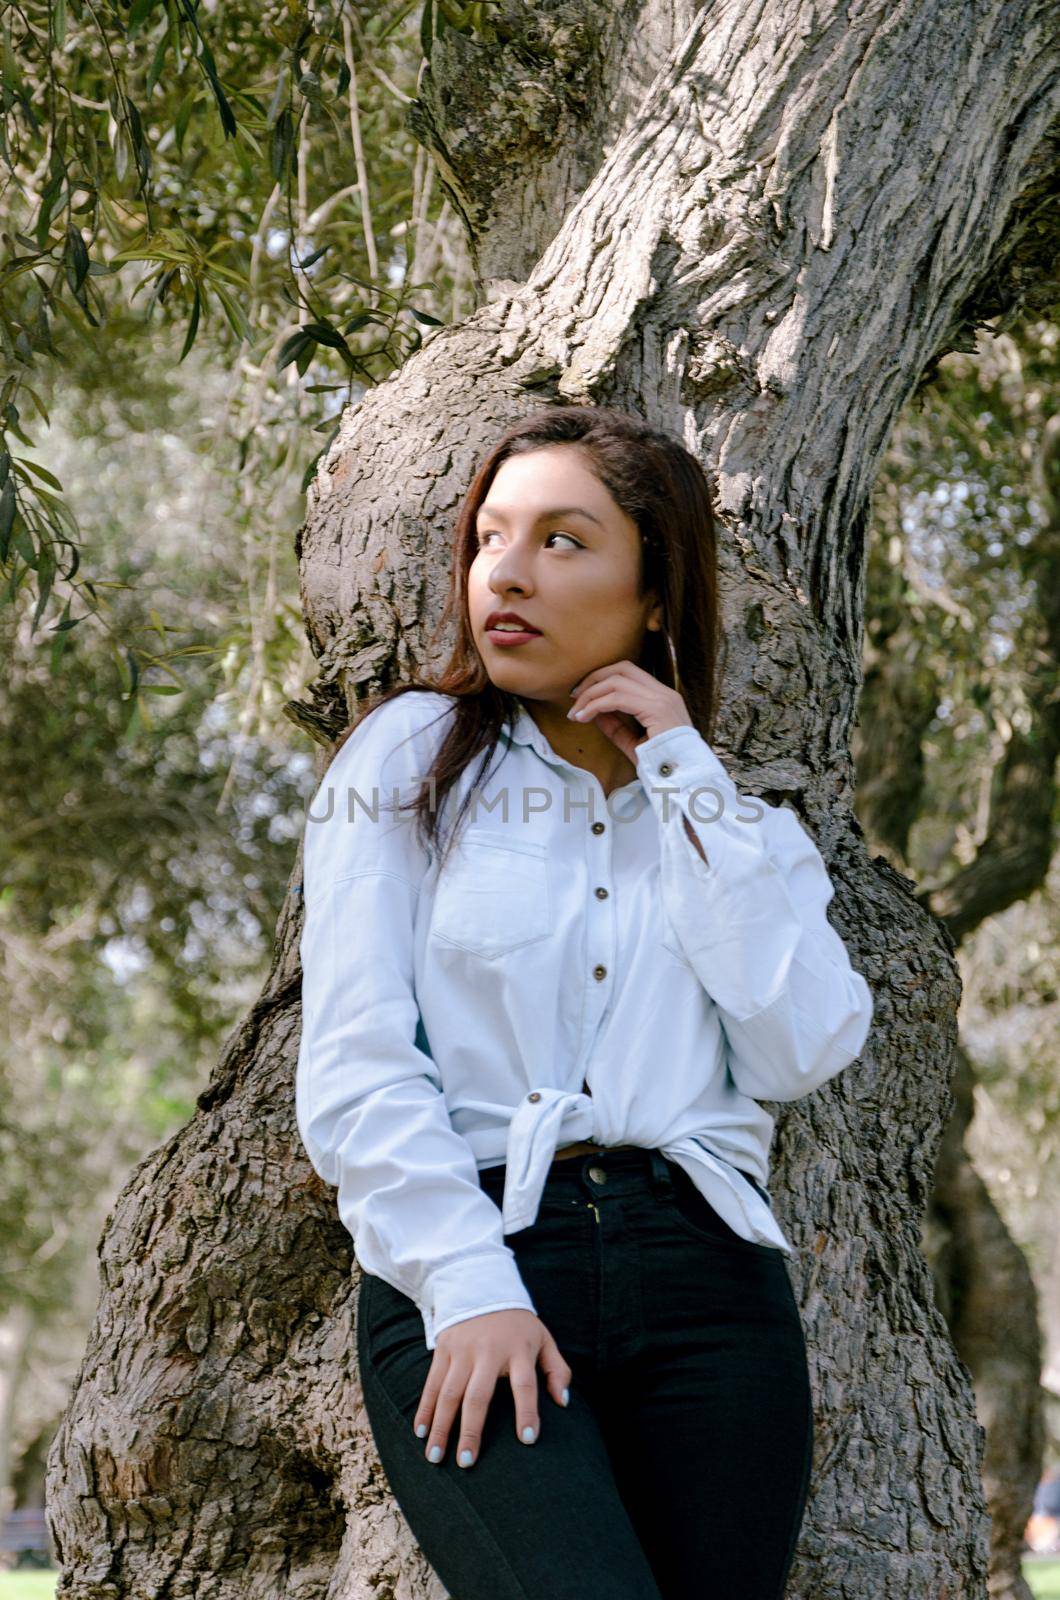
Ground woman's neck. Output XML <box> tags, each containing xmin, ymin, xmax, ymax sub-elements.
<box><xmin>524</xmin><ymin>700</ymin><xmax>639</xmax><ymax>798</ymax></box>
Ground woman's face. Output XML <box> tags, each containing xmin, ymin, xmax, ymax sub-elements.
<box><xmin>467</xmin><ymin>444</ymin><xmax>662</xmax><ymax>707</ymax></box>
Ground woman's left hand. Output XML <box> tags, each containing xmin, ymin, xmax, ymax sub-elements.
<box><xmin>568</xmin><ymin>661</ymin><xmax>692</xmax><ymax>763</ymax></box>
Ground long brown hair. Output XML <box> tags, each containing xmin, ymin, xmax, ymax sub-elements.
<box><xmin>327</xmin><ymin>405</ymin><xmax>721</xmax><ymax>867</ymax></box>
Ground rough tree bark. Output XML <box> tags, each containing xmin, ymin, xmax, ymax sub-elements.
<box><xmin>47</xmin><ymin>1</ymin><xmax>1060</xmax><ymax>1596</ymax></box>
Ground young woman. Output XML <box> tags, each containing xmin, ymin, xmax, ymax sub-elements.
<box><xmin>296</xmin><ymin>406</ymin><xmax>874</xmax><ymax>1600</ymax></box>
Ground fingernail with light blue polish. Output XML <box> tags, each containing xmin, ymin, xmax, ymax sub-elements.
<box><xmin>561</xmin><ymin>1387</ymin><xmax>570</xmax><ymax>1406</ymax></box>
<box><xmin>415</xmin><ymin>1422</ymin><xmax>428</xmax><ymax>1437</ymax></box>
<box><xmin>428</xmin><ymin>1445</ymin><xmax>443</xmax><ymax>1463</ymax></box>
<box><xmin>522</xmin><ymin>1425</ymin><xmax>537</xmax><ymax>1444</ymax></box>
<box><xmin>459</xmin><ymin>1449</ymin><xmax>474</xmax><ymax>1467</ymax></box>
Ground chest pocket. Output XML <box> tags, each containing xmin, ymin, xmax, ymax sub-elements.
<box><xmin>431</xmin><ymin>833</ymin><xmax>552</xmax><ymax>960</ymax></box>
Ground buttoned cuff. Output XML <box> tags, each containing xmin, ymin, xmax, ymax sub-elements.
<box><xmin>419</xmin><ymin>1249</ymin><xmax>538</xmax><ymax>1351</ymax></box>
<box><xmin>636</xmin><ymin>723</ymin><xmax>727</xmax><ymax>776</ymax></box>
<box><xmin>635</xmin><ymin>724</ymin><xmax>753</xmax><ymax>873</ymax></box>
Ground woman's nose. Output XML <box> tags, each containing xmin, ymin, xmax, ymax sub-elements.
<box><xmin>490</xmin><ymin>571</ymin><xmax>532</xmax><ymax>595</ymax></box>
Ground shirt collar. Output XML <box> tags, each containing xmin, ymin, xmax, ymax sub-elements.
<box><xmin>503</xmin><ymin>700</ymin><xmax>556</xmax><ymax>761</ymax></box>
<box><xmin>502</xmin><ymin>699</ymin><xmax>645</xmax><ymax>798</ymax></box>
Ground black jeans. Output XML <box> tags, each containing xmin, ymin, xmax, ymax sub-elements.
<box><xmin>357</xmin><ymin>1145</ymin><xmax>814</xmax><ymax>1600</ymax></box>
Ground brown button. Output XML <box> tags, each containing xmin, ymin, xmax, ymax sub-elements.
<box><xmin>659</xmin><ymin>761</ymin><xmax>675</xmax><ymax>777</ymax></box>
<box><xmin>591</xmin><ymin>821</ymin><xmax>606</xmax><ymax>834</ymax></box>
<box><xmin>594</xmin><ymin>886</ymin><xmax>608</xmax><ymax>899</ymax></box>
<box><xmin>593</xmin><ymin>965</ymin><xmax>607</xmax><ymax>980</ymax></box>
<box><xmin>528</xmin><ymin>1091</ymin><xmax>541</xmax><ymax>1102</ymax></box>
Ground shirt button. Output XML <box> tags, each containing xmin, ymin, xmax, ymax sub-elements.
<box><xmin>659</xmin><ymin>761</ymin><xmax>675</xmax><ymax>776</ymax></box>
<box><xmin>594</xmin><ymin>886</ymin><xmax>608</xmax><ymax>899</ymax></box>
<box><xmin>593</xmin><ymin>964</ymin><xmax>607</xmax><ymax>980</ymax></box>
<box><xmin>591</xmin><ymin>821</ymin><xmax>606</xmax><ymax>834</ymax></box>
<box><xmin>528</xmin><ymin>1091</ymin><xmax>541</xmax><ymax>1102</ymax></box>
<box><xmin>588</xmin><ymin>1165</ymin><xmax>608</xmax><ymax>1184</ymax></box>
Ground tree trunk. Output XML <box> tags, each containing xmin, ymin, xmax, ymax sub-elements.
<box><xmin>928</xmin><ymin>1046</ymin><xmax>1046</xmax><ymax>1600</ymax></box>
<box><xmin>47</xmin><ymin>2</ymin><xmax>1060</xmax><ymax>1595</ymax></box>
<box><xmin>0</xmin><ymin>1302</ymin><xmax>36</xmax><ymax>1517</ymax></box>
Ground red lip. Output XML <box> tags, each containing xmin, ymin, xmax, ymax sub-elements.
<box><xmin>485</xmin><ymin>610</ymin><xmax>542</xmax><ymax>633</ymax></box>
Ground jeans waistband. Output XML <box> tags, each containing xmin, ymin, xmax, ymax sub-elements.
<box><xmin>477</xmin><ymin>1144</ymin><xmax>771</xmax><ymax>1206</ymax></box>
<box><xmin>478</xmin><ymin>1144</ymin><xmax>673</xmax><ymax>1198</ymax></box>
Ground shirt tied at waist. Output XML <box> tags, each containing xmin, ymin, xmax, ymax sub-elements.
<box><xmin>501</xmin><ymin>1086</ymin><xmax>598</xmax><ymax>1233</ymax></box>
<box><xmin>500</xmin><ymin>1085</ymin><xmax>796</xmax><ymax>1257</ymax></box>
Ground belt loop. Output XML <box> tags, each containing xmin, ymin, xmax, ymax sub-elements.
<box><xmin>648</xmin><ymin>1148</ymin><xmax>673</xmax><ymax>1196</ymax></box>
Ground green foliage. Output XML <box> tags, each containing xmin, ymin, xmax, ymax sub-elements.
<box><xmin>0</xmin><ymin>334</ymin><xmax>316</xmax><ymax>1323</ymax></box>
<box><xmin>866</xmin><ymin>320</ymin><xmax>1059</xmax><ymax>878</ymax></box>
<box><xmin>863</xmin><ymin>319</ymin><xmax>1060</xmax><ymax>1312</ymax></box>
<box><xmin>0</xmin><ymin>0</ymin><xmax>460</xmax><ymax>723</ymax></box>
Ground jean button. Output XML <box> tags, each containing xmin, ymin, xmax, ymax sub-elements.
<box><xmin>587</xmin><ymin>1165</ymin><xmax>608</xmax><ymax>1184</ymax></box>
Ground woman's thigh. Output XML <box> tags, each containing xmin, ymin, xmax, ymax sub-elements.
<box><xmin>601</xmin><ymin>1179</ymin><xmax>815</xmax><ymax>1600</ymax></box>
<box><xmin>356</xmin><ymin>1268</ymin><xmax>665</xmax><ymax>1600</ymax></box>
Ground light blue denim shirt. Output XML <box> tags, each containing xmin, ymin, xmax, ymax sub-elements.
<box><xmin>296</xmin><ymin>689</ymin><xmax>874</xmax><ymax>1349</ymax></box>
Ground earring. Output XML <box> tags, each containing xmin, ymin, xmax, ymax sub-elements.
<box><xmin>665</xmin><ymin>630</ymin><xmax>681</xmax><ymax>695</ymax></box>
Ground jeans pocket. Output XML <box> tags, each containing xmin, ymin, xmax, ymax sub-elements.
<box><xmin>661</xmin><ymin>1169</ymin><xmax>778</xmax><ymax>1257</ymax></box>
<box><xmin>532</xmin><ymin>1186</ymin><xmax>592</xmax><ymax>1218</ymax></box>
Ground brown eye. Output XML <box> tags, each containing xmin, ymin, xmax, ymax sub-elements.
<box><xmin>475</xmin><ymin>530</ymin><xmax>582</xmax><ymax>550</ymax></box>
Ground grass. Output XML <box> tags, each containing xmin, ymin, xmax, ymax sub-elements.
<box><xmin>0</xmin><ymin>1578</ymin><xmax>56</xmax><ymax>1600</ymax></box>
<box><xmin>1027</xmin><ymin>1558</ymin><xmax>1060</xmax><ymax>1600</ymax></box>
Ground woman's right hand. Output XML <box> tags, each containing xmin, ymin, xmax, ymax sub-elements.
<box><xmin>414</xmin><ymin>1309</ymin><xmax>571</xmax><ymax>1468</ymax></box>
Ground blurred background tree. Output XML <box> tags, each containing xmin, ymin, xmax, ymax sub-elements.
<box><xmin>855</xmin><ymin>321</ymin><xmax>1060</xmax><ymax>1570</ymax></box>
